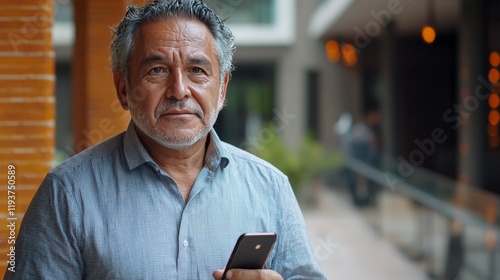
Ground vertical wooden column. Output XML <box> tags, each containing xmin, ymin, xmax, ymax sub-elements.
<box><xmin>445</xmin><ymin>1</ymin><xmax>488</xmax><ymax>278</ymax></box>
<box><xmin>457</xmin><ymin>0</ymin><xmax>488</xmax><ymax>188</ymax></box>
<box><xmin>380</xmin><ymin>22</ymin><xmax>399</xmax><ymax>158</ymax></box>
<box><xmin>0</xmin><ymin>0</ymin><xmax>55</xmax><ymax>274</ymax></box>
<box><xmin>73</xmin><ymin>0</ymin><xmax>130</xmax><ymax>153</ymax></box>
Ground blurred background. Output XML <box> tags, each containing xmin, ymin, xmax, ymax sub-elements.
<box><xmin>1</xmin><ymin>0</ymin><xmax>500</xmax><ymax>279</ymax></box>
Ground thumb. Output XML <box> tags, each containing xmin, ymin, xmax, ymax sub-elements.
<box><xmin>229</xmin><ymin>269</ymin><xmax>283</xmax><ymax>279</ymax></box>
<box><xmin>212</xmin><ymin>269</ymin><xmax>224</xmax><ymax>280</ymax></box>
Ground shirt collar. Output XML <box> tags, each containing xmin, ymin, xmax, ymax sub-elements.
<box><xmin>123</xmin><ymin>121</ymin><xmax>229</xmax><ymax>171</ymax></box>
<box><xmin>205</xmin><ymin>127</ymin><xmax>230</xmax><ymax>171</ymax></box>
<box><xmin>123</xmin><ymin>122</ymin><xmax>157</xmax><ymax>170</ymax></box>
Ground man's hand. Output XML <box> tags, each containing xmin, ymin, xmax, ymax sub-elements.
<box><xmin>212</xmin><ymin>269</ymin><xmax>283</xmax><ymax>280</ymax></box>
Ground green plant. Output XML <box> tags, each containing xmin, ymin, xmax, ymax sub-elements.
<box><xmin>253</xmin><ymin>128</ymin><xmax>302</xmax><ymax>191</ymax></box>
<box><xmin>298</xmin><ymin>133</ymin><xmax>343</xmax><ymax>184</ymax></box>
<box><xmin>254</xmin><ymin>126</ymin><xmax>343</xmax><ymax>195</ymax></box>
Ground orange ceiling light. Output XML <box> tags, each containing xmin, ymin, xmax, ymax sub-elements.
<box><xmin>489</xmin><ymin>68</ymin><xmax>500</xmax><ymax>83</ymax></box>
<box><xmin>489</xmin><ymin>135</ymin><xmax>500</xmax><ymax>148</ymax></box>
<box><xmin>422</xmin><ymin>25</ymin><xmax>436</xmax><ymax>44</ymax></box>
<box><xmin>326</xmin><ymin>40</ymin><xmax>340</xmax><ymax>63</ymax></box>
<box><xmin>341</xmin><ymin>44</ymin><xmax>357</xmax><ymax>67</ymax></box>
<box><xmin>489</xmin><ymin>93</ymin><xmax>500</xmax><ymax>109</ymax></box>
<box><xmin>490</xmin><ymin>51</ymin><xmax>500</xmax><ymax>67</ymax></box>
<box><xmin>488</xmin><ymin>124</ymin><xmax>498</xmax><ymax>137</ymax></box>
<box><xmin>489</xmin><ymin>110</ymin><xmax>500</xmax><ymax>126</ymax></box>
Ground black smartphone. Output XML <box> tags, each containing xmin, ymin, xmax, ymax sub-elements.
<box><xmin>221</xmin><ymin>232</ymin><xmax>277</xmax><ymax>280</ymax></box>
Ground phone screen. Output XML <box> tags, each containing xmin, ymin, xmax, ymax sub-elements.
<box><xmin>221</xmin><ymin>232</ymin><xmax>277</xmax><ymax>280</ymax></box>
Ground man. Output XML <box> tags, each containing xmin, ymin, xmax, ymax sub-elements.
<box><xmin>6</xmin><ymin>0</ymin><xmax>326</xmax><ymax>279</ymax></box>
<box><xmin>345</xmin><ymin>109</ymin><xmax>380</xmax><ymax>207</ymax></box>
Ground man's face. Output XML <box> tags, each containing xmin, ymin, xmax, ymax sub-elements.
<box><xmin>115</xmin><ymin>18</ymin><xmax>228</xmax><ymax>149</ymax></box>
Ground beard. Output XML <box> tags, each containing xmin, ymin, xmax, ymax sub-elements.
<box><xmin>130</xmin><ymin>85</ymin><xmax>223</xmax><ymax>150</ymax></box>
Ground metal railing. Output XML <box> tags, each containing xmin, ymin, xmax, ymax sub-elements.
<box><xmin>343</xmin><ymin>156</ymin><xmax>500</xmax><ymax>280</ymax></box>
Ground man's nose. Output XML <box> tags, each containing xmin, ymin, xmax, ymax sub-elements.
<box><xmin>165</xmin><ymin>69</ymin><xmax>190</xmax><ymax>100</ymax></box>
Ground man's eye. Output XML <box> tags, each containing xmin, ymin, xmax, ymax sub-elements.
<box><xmin>149</xmin><ymin>67</ymin><xmax>164</xmax><ymax>74</ymax></box>
<box><xmin>191</xmin><ymin>67</ymin><xmax>204</xmax><ymax>74</ymax></box>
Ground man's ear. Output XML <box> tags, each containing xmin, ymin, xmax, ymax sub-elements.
<box><xmin>218</xmin><ymin>73</ymin><xmax>230</xmax><ymax>112</ymax></box>
<box><xmin>113</xmin><ymin>72</ymin><xmax>129</xmax><ymax>110</ymax></box>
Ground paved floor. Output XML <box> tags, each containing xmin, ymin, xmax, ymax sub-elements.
<box><xmin>302</xmin><ymin>188</ymin><xmax>428</xmax><ymax>280</ymax></box>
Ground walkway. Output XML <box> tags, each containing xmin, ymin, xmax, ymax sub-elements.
<box><xmin>302</xmin><ymin>188</ymin><xmax>428</xmax><ymax>280</ymax></box>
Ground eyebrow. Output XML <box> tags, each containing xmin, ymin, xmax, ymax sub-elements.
<box><xmin>188</xmin><ymin>56</ymin><xmax>212</xmax><ymax>68</ymax></box>
<box><xmin>140</xmin><ymin>54</ymin><xmax>213</xmax><ymax>69</ymax></box>
<box><xmin>140</xmin><ymin>54</ymin><xmax>165</xmax><ymax>69</ymax></box>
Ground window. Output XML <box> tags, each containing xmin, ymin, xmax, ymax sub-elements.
<box><xmin>206</xmin><ymin>0</ymin><xmax>295</xmax><ymax>46</ymax></box>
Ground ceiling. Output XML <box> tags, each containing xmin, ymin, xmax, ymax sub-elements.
<box><xmin>310</xmin><ymin>0</ymin><xmax>460</xmax><ymax>39</ymax></box>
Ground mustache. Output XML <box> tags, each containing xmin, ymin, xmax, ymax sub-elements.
<box><xmin>155</xmin><ymin>99</ymin><xmax>204</xmax><ymax>118</ymax></box>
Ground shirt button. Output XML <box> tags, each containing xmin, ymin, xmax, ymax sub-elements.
<box><xmin>183</xmin><ymin>240</ymin><xmax>189</xmax><ymax>247</ymax></box>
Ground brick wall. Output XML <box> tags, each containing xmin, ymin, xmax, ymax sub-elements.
<box><xmin>0</xmin><ymin>0</ymin><xmax>55</xmax><ymax>275</ymax></box>
<box><xmin>73</xmin><ymin>0</ymin><xmax>130</xmax><ymax>153</ymax></box>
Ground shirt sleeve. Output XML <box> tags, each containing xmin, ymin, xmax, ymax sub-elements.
<box><xmin>271</xmin><ymin>177</ymin><xmax>327</xmax><ymax>280</ymax></box>
<box><xmin>4</xmin><ymin>174</ymin><xmax>84</xmax><ymax>280</ymax></box>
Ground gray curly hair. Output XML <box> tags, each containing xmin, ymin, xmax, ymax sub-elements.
<box><xmin>110</xmin><ymin>0</ymin><xmax>235</xmax><ymax>81</ymax></box>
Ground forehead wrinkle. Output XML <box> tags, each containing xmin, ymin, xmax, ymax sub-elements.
<box><xmin>151</xmin><ymin>18</ymin><xmax>209</xmax><ymax>46</ymax></box>
<box><xmin>140</xmin><ymin>54</ymin><xmax>165</xmax><ymax>68</ymax></box>
<box><xmin>132</xmin><ymin>18</ymin><xmax>218</xmax><ymax>73</ymax></box>
<box><xmin>189</xmin><ymin>56</ymin><xmax>211</xmax><ymax>67</ymax></box>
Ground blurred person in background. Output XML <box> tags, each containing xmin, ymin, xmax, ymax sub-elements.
<box><xmin>345</xmin><ymin>108</ymin><xmax>381</xmax><ymax>207</ymax></box>
<box><xmin>5</xmin><ymin>0</ymin><xmax>325</xmax><ymax>279</ymax></box>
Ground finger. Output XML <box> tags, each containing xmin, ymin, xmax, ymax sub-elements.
<box><xmin>212</xmin><ymin>269</ymin><xmax>224</xmax><ymax>280</ymax></box>
<box><xmin>227</xmin><ymin>269</ymin><xmax>283</xmax><ymax>280</ymax></box>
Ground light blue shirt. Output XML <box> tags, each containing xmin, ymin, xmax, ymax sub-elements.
<box><xmin>6</xmin><ymin>123</ymin><xmax>326</xmax><ymax>279</ymax></box>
